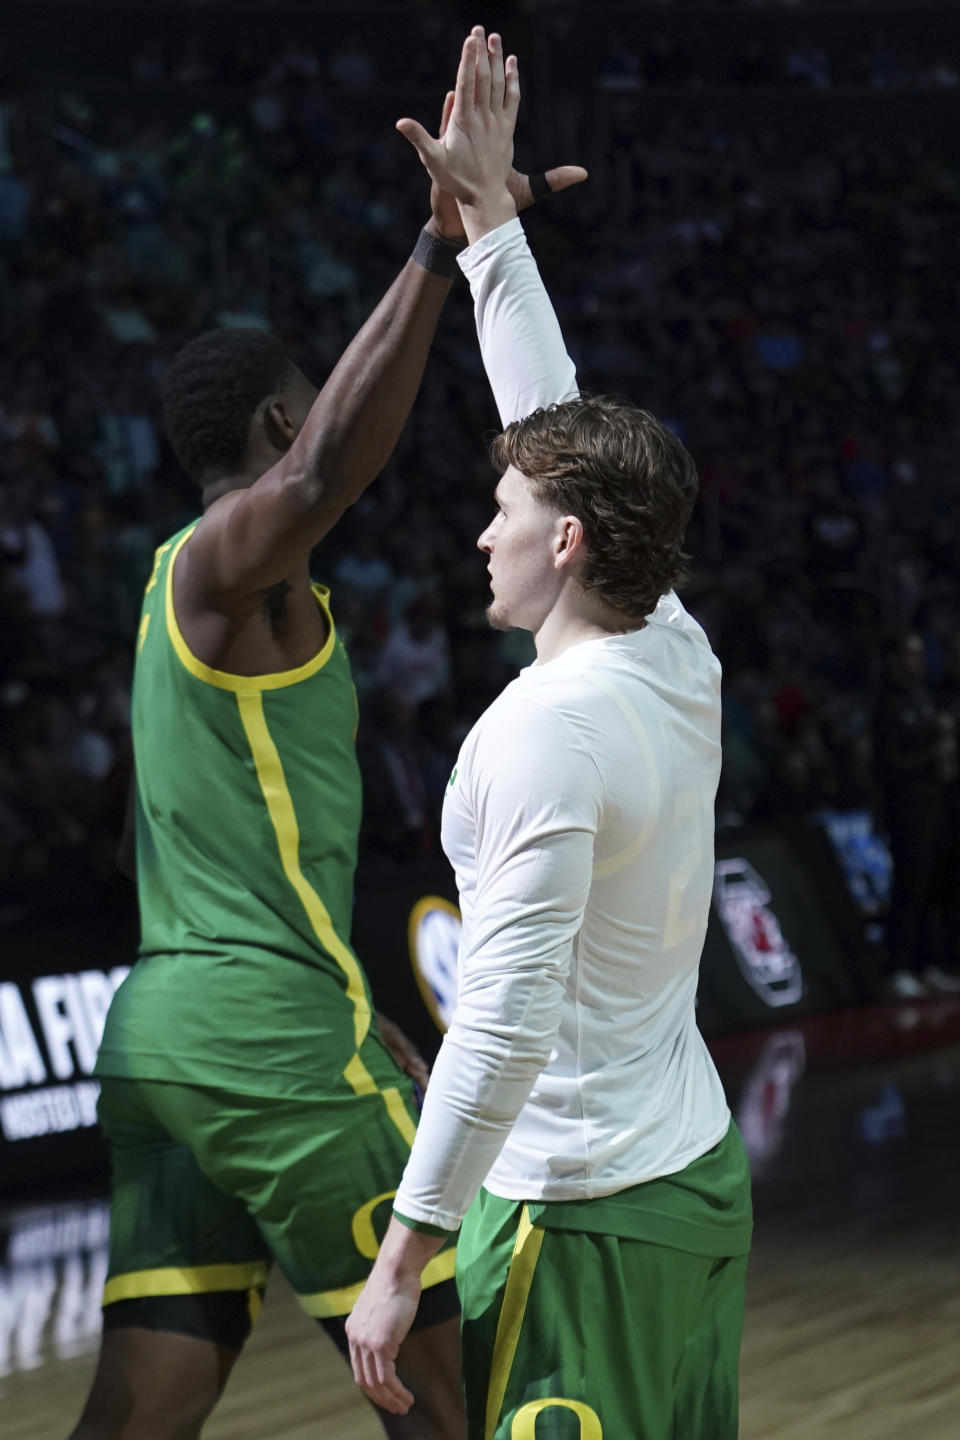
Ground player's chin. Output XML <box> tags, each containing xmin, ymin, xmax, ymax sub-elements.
<box><xmin>485</xmin><ymin>600</ymin><xmax>511</xmax><ymax>632</ymax></box>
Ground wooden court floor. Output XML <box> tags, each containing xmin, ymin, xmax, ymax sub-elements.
<box><xmin>5</xmin><ymin>999</ymin><xmax>960</xmax><ymax>1439</ymax></box>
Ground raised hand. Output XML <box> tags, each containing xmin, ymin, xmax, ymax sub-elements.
<box><xmin>427</xmin><ymin>89</ymin><xmax>463</xmax><ymax>241</ymax></box>
<box><xmin>400</xmin><ymin>28</ymin><xmax>519</xmax><ymax>220</ymax></box>
<box><xmin>409</xmin><ymin>30</ymin><xmax>588</xmax><ymax>245</ymax></box>
<box><xmin>431</xmin><ymin>92</ymin><xmax>588</xmax><ymax>239</ymax></box>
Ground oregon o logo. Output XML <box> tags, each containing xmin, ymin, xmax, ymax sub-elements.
<box><xmin>350</xmin><ymin>1190</ymin><xmax>396</xmax><ymax>1259</ymax></box>
<box><xmin>512</xmin><ymin>1398</ymin><xmax>603</xmax><ymax>1438</ymax></box>
<box><xmin>408</xmin><ymin>896</ymin><xmax>462</xmax><ymax>1033</ymax></box>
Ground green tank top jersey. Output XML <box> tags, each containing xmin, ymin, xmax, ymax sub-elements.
<box><xmin>97</xmin><ymin>523</ymin><xmax>381</xmax><ymax>1097</ymax></box>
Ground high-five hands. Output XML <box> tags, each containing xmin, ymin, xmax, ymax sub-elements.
<box><xmin>404</xmin><ymin>27</ymin><xmax>587</xmax><ymax>245</ymax></box>
<box><xmin>400</xmin><ymin>28</ymin><xmax>518</xmax><ymax>215</ymax></box>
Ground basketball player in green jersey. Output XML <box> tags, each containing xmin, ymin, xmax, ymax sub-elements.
<box><xmin>68</xmin><ymin>62</ymin><xmax>586</xmax><ymax>1440</ymax></box>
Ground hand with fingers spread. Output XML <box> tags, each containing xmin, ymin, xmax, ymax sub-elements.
<box><xmin>429</xmin><ymin>83</ymin><xmax>589</xmax><ymax>243</ymax></box>
<box><xmin>399</xmin><ymin>27</ymin><xmax>517</xmax><ymax>224</ymax></box>
<box><xmin>407</xmin><ymin>29</ymin><xmax>587</xmax><ymax>246</ymax></box>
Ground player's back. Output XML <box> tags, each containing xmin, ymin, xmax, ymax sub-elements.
<box><xmin>96</xmin><ymin>525</ymin><xmax>373</xmax><ymax>1095</ymax></box>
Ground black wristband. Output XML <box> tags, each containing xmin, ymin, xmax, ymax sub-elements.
<box><xmin>528</xmin><ymin>171</ymin><xmax>552</xmax><ymax>203</ymax></box>
<box><xmin>412</xmin><ymin>227</ymin><xmax>467</xmax><ymax>278</ymax></box>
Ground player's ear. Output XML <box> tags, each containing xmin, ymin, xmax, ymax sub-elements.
<box><xmin>261</xmin><ymin>395</ymin><xmax>297</xmax><ymax>453</ymax></box>
<box><xmin>555</xmin><ymin>515</ymin><xmax>585</xmax><ymax>570</ymax></box>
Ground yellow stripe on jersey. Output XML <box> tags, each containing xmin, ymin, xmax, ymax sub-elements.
<box><xmin>103</xmin><ymin>1261</ymin><xmax>269</xmax><ymax>1306</ymax></box>
<box><xmin>485</xmin><ymin>1207</ymin><xmax>545</xmax><ymax>1440</ymax></box>
<box><xmin>163</xmin><ymin>528</ymin><xmax>336</xmax><ymax>692</ymax></box>
<box><xmin>378</xmin><ymin>1084</ymin><xmax>418</xmax><ymax>1146</ymax></box>
<box><xmin>236</xmin><ymin>690</ymin><xmax>415</xmax><ymax>1145</ymax></box>
<box><xmin>137</xmin><ymin>613</ymin><xmax>151</xmax><ymax>653</ymax></box>
<box><xmin>144</xmin><ymin>538</ymin><xmax>175</xmax><ymax>596</ymax></box>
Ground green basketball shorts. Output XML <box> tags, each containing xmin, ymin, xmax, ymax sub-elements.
<box><xmin>457</xmin><ymin>1188</ymin><xmax>748</xmax><ymax>1440</ymax></box>
<box><xmin>97</xmin><ymin>1072</ymin><xmax>456</xmax><ymax>1328</ymax></box>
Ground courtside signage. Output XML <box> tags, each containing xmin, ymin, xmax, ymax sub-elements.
<box><xmin>0</xmin><ymin>1199</ymin><xmax>109</xmax><ymax>1376</ymax></box>
<box><xmin>409</xmin><ymin>859</ymin><xmax>809</xmax><ymax>1036</ymax></box>
<box><xmin>0</xmin><ymin>969</ymin><xmax>128</xmax><ymax>1142</ymax></box>
<box><xmin>712</xmin><ymin>859</ymin><xmax>803</xmax><ymax>1007</ymax></box>
<box><xmin>407</xmin><ymin>895</ymin><xmax>461</xmax><ymax>1033</ymax></box>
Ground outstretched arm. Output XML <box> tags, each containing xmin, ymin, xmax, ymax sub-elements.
<box><xmin>184</xmin><ymin>237</ymin><xmax>456</xmax><ymax>601</ymax></box>
<box><xmin>398</xmin><ymin>27</ymin><xmax>583</xmax><ymax>425</ymax></box>
<box><xmin>188</xmin><ymin>48</ymin><xmax>585</xmax><ymax>606</ymax></box>
<box><xmin>459</xmin><ymin>218</ymin><xmax>579</xmax><ymax>424</ymax></box>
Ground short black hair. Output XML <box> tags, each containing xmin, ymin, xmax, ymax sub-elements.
<box><xmin>160</xmin><ymin>328</ymin><xmax>295</xmax><ymax>482</ymax></box>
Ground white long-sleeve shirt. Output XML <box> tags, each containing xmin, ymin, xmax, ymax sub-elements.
<box><xmin>394</xmin><ymin>219</ymin><xmax>729</xmax><ymax>1232</ymax></box>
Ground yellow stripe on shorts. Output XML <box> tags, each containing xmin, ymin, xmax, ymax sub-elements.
<box><xmin>298</xmin><ymin>1246</ymin><xmax>457</xmax><ymax>1320</ymax></box>
<box><xmin>103</xmin><ymin>1260</ymin><xmax>269</xmax><ymax>1307</ymax></box>
<box><xmin>485</xmin><ymin>1206</ymin><xmax>545</xmax><ymax>1440</ymax></box>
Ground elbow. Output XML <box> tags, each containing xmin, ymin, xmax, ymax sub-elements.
<box><xmin>450</xmin><ymin>1013</ymin><xmax>560</xmax><ymax>1076</ymax></box>
<box><xmin>451</xmin><ymin>951</ymin><xmax>570</xmax><ymax>1071</ymax></box>
<box><xmin>276</xmin><ymin>451</ymin><xmax>323</xmax><ymax>506</ymax></box>
<box><xmin>275</xmin><ymin>459</ymin><xmax>343</xmax><ymax>529</ymax></box>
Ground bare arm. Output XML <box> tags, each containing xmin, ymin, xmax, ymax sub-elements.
<box><xmin>185</xmin><ymin>251</ymin><xmax>454</xmax><ymax>601</ymax></box>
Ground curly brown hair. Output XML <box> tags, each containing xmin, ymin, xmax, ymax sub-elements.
<box><xmin>490</xmin><ymin>396</ymin><xmax>699</xmax><ymax>625</ymax></box>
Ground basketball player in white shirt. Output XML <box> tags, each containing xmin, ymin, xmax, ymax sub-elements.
<box><xmin>348</xmin><ymin>30</ymin><xmax>752</xmax><ymax>1440</ymax></box>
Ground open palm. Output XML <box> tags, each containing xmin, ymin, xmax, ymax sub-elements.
<box><xmin>411</xmin><ymin>31</ymin><xmax>587</xmax><ymax>241</ymax></box>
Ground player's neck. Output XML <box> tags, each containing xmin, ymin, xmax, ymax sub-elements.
<box><xmin>533</xmin><ymin>593</ymin><xmax>636</xmax><ymax>665</ymax></box>
<box><xmin>201</xmin><ymin>462</ymin><xmax>267</xmax><ymax>510</ymax></box>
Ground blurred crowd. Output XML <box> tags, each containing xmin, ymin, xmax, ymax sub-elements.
<box><xmin>595</xmin><ymin>26</ymin><xmax>960</xmax><ymax>94</ymax></box>
<box><xmin>1</xmin><ymin>8</ymin><xmax>959</xmax><ymax>989</ymax></box>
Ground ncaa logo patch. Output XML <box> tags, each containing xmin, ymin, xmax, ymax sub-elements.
<box><xmin>407</xmin><ymin>896</ymin><xmax>462</xmax><ymax>1033</ymax></box>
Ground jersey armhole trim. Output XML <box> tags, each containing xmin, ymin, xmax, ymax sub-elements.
<box><xmin>164</xmin><ymin>529</ymin><xmax>336</xmax><ymax>691</ymax></box>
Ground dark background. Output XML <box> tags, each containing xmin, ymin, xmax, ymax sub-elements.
<box><xmin>1</xmin><ymin>0</ymin><xmax>958</xmax><ymax>1193</ymax></box>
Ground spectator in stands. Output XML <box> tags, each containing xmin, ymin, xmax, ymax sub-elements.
<box><xmin>872</xmin><ymin>632</ymin><xmax>952</xmax><ymax>997</ymax></box>
<box><xmin>374</xmin><ymin>594</ymin><xmax>452</xmax><ymax>708</ymax></box>
<box><xmin>1</xmin><ymin>5</ymin><xmax>959</xmax><ymax>989</ymax></box>
<box><xmin>928</xmin><ymin>630</ymin><xmax>960</xmax><ymax>989</ymax></box>
<box><xmin>358</xmin><ymin>686</ymin><xmax>439</xmax><ymax>861</ymax></box>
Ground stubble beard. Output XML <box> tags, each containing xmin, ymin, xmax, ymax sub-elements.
<box><xmin>485</xmin><ymin>600</ymin><xmax>511</xmax><ymax>632</ymax></box>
